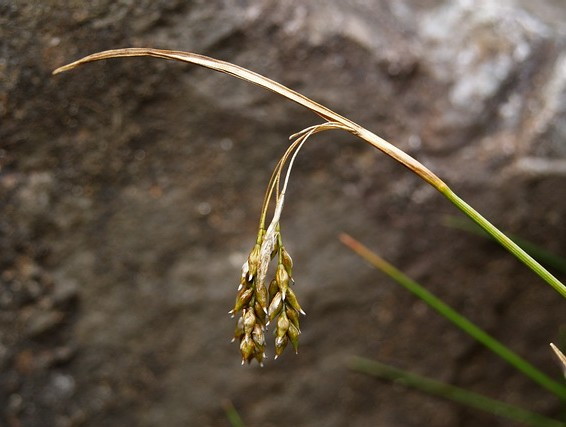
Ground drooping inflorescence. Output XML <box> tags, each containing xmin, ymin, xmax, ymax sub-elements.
<box><xmin>230</xmin><ymin>122</ymin><xmax>351</xmax><ymax>365</ymax></box>
<box><xmin>230</xmin><ymin>229</ymin><xmax>304</xmax><ymax>365</ymax></box>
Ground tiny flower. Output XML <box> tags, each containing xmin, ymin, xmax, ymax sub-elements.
<box><xmin>231</xmin><ymin>287</ymin><xmax>253</xmax><ymax>315</ymax></box>
<box><xmin>240</xmin><ymin>334</ymin><xmax>255</xmax><ymax>364</ymax></box>
<box><xmin>285</xmin><ymin>287</ymin><xmax>305</xmax><ymax>315</ymax></box>
<box><xmin>287</xmin><ymin>323</ymin><xmax>300</xmax><ymax>353</ymax></box>
<box><xmin>252</xmin><ymin>323</ymin><xmax>265</xmax><ymax>347</ymax></box>
<box><xmin>276</xmin><ymin>263</ymin><xmax>290</xmax><ymax>297</ymax></box>
<box><xmin>232</xmin><ymin>315</ymin><xmax>245</xmax><ymax>342</ymax></box>
<box><xmin>286</xmin><ymin>306</ymin><xmax>300</xmax><ymax>331</ymax></box>
<box><xmin>243</xmin><ymin>308</ymin><xmax>256</xmax><ymax>334</ymax></box>
<box><xmin>281</xmin><ymin>246</ymin><xmax>293</xmax><ymax>274</ymax></box>
<box><xmin>274</xmin><ymin>334</ymin><xmax>289</xmax><ymax>359</ymax></box>
<box><xmin>268</xmin><ymin>292</ymin><xmax>283</xmax><ymax>321</ymax></box>
<box><xmin>255</xmin><ymin>282</ymin><xmax>268</xmax><ymax>313</ymax></box>
<box><xmin>276</xmin><ymin>310</ymin><xmax>290</xmax><ymax>338</ymax></box>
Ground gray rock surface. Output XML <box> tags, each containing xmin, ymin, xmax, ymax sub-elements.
<box><xmin>1</xmin><ymin>0</ymin><xmax>565</xmax><ymax>426</ymax></box>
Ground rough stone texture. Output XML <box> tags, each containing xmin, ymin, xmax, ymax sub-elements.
<box><xmin>1</xmin><ymin>0</ymin><xmax>565</xmax><ymax>426</ymax></box>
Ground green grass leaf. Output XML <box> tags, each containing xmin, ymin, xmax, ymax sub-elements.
<box><xmin>351</xmin><ymin>357</ymin><xmax>565</xmax><ymax>427</ymax></box>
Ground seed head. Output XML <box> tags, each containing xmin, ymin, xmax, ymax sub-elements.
<box><xmin>232</xmin><ymin>231</ymin><xmax>304</xmax><ymax>364</ymax></box>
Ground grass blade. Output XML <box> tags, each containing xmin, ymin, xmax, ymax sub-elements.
<box><xmin>339</xmin><ymin>233</ymin><xmax>566</xmax><ymax>400</ymax></box>
<box><xmin>222</xmin><ymin>400</ymin><xmax>246</xmax><ymax>427</ymax></box>
<box><xmin>351</xmin><ymin>356</ymin><xmax>565</xmax><ymax>427</ymax></box>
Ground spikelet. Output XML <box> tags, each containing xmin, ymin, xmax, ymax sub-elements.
<box><xmin>270</xmin><ymin>243</ymin><xmax>304</xmax><ymax>357</ymax></box>
<box><xmin>231</xmin><ymin>231</ymin><xmax>270</xmax><ymax>365</ymax></box>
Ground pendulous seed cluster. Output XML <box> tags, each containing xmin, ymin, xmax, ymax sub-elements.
<box><xmin>230</xmin><ymin>229</ymin><xmax>304</xmax><ymax>365</ymax></box>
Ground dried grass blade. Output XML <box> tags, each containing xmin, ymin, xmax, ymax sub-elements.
<box><xmin>53</xmin><ymin>48</ymin><xmax>348</xmax><ymax>125</ymax></box>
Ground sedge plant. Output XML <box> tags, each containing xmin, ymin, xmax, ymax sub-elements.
<box><xmin>53</xmin><ymin>48</ymin><xmax>566</xmax><ymax>365</ymax></box>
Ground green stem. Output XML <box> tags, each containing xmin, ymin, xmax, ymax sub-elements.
<box><xmin>339</xmin><ymin>234</ymin><xmax>566</xmax><ymax>400</ymax></box>
<box><xmin>351</xmin><ymin>357</ymin><xmax>565</xmax><ymax>427</ymax></box>
<box><xmin>442</xmin><ymin>188</ymin><xmax>566</xmax><ymax>299</ymax></box>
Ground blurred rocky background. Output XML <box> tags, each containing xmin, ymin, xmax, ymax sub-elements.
<box><xmin>1</xmin><ymin>0</ymin><xmax>565</xmax><ymax>426</ymax></box>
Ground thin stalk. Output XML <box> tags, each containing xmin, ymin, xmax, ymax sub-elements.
<box><xmin>259</xmin><ymin>122</ymin><xmax>346</xmax><ymax>230</ymax></box>
<box><xmin>339</xmin><ymin>233</ymin><xmax>566</xmax><ymax>401</ymax></box>
<box><xmin>53</xmin><ymin>48</ymin><xmax>566</xmax><ymax>299</ymax></box>
<box><xmin>259</xmin><ymin>127</ymin><xmax>308</xmax><ymax>229</ymax></box>
<box><xmin>350</xmin><ymin>357</ymin><xmax>565</xmax><ymax>427</ymax></box>
<box><xmin>259</xmin><ymin>156</ymin><xmax>284</xmax><ymax>230</ymax></box>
